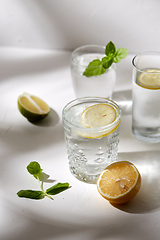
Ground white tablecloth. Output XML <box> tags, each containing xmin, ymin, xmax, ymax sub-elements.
<box><xmin>0</xmin><ymin>47</ymin><xmax>160</xmax><ymax>240</ymax></box>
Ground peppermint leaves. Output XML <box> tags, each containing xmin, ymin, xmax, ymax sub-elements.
<box><xmin>83</xmin><ymin>41</ymin><xmax>128</xmax><ymax>77</ymax></box>
<box><xmin>17</xmin><ymin>161</ymin><xmax>70</xmax><ymax>200</ymax></box>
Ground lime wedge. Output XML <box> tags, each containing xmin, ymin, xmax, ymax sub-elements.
<box><xmin>138</xmin><ymin>69</ymin><xmax>160</xmax><ymax>89</ymax></box>
<box><xmin>80</xmin><ymin>103</ymin><xmax>119</xmax><ymax>138</ymax></box>
<box><xmin>18</xmin><ymin>92</ymin><xmax>50</xmax><ymax>122</ymax></box>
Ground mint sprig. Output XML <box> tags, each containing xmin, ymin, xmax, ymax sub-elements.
<box><xmin>83</xmin><ymin>41</ymin><xmax>128</xmax><ymax>77</ymax></box>
<box><xmin>17</xmin><ymin>161</ymin><xmax>70</xmax><ymax>200</ymax></box>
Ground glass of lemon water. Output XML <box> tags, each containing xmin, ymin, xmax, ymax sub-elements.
<box><xmin>71</xmin><ymin>45</ymin><xmax>116</xmax><ymax>99</ymax></box>
<box><xmin>132</xmin><ymin>52</ymin><xmax>160</xmax><ymax>143</ymax></box>
<box><xmin>62</xmin><ymin>97</ymin><xmax>121</xmax><ymax>183</ymax></box>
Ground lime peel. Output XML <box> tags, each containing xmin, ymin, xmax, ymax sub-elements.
<box><xmin>18</xmin><ymin>92</ymin><xmax>50</xmax><ymax>122</ymax></box>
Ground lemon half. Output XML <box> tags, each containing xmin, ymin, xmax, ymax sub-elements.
<box><xmin>18</xmin><ymin>92</ymin><xmax>50</xmax><ymax>122</ymax></box>
<box><xmin>97</xmin><ymin>161</ymin><xmax>141</xmax><ymax>204</ymax></box>
<box><xmin>80</xmin><ymin>103</ymin><xmax>120</xmax><ymax>138</ymax></box>
<box><xmin>138</xmin><ymin>69</ymin><xmax>160</xmax><ymax>89</ymax></box>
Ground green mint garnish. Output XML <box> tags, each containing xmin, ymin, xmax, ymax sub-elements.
<box><xmin>46</xmin><ymin>182</ymin><xmax>70</xmax><ymax>195</ymax></box>
<box><xmin>105</xmin><ymin>41</ymin><xmax>116</xmax><ymax>56</ymax></box>
<box><xmin>27</xmin><ymin>161</ymin><xmax>43</xmax><ymax>179</ymax></box>
<box><xmin>17</xmin><ymin>190</ymin><xmax>44</xmax><ymax>200</ymax></box>
<box><xmin>83</xmin><ymin>59</ymin><xmax>106</xmax><ymax>77</ymax></box>
<box><xmin>17</xmin><ymin>161</ymin><xmax>70</xmax><ymax>200</ymax></box>
<box><xmin>83</xmin><ymin>41</ymin><xmax>128</xmax><ymax>77</ymax></box>
<box><xmin>113</xmin><ymin>48</ymin><xmax>129</xmax><ymax>63</ymax></box>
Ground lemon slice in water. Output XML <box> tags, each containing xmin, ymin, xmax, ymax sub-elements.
<box><xmin>18</xmin><ymin>92</ymin><xmax>50</xmax><ymax>122</ymax></box>
<box><xmin>80</xmin><ymin>103</ymin><xmax>119</xmax><ymax>138</ymax></box>
<box><xmin>138</xmin><ymin>69</ymin><xmax>160</xmax><ymax>89</ymax></box>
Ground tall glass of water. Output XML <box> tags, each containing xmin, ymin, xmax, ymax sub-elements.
<box><xmin>132</xmin><ymin>52</ymin><xmax>160</xmax><ymax>143</ymax></box>
<box><xmin>62</xmin><ymin>97</ymin><xmax>121</xmax><ymax>183</ymax></box>
<box><xmin>71</xmin><ymin>45</ymin><xmax>116</xmax><ymax>99</ymax></box>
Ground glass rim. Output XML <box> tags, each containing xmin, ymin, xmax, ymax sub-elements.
<box><xmin>132</xmin><ymin>51</ymin><xmax>160</xmax><ymax>73</ymax></box>
<box><xmin>62</xmin><ymin>96</ymin><xmax>121</xmax><ymax>131</ymax></box>
<box><xmin>71</xmin><ymin>44</ymin><xmax>106</xmax><ymax>65</ymax></box>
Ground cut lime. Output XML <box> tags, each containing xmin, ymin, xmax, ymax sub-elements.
<box><xmin>138</xmin><ymin>69</ymin><xmax>160</xmax><ymax>89</ymax></box>
<box><xmin>18</xmin><ymin>92</ymin><xmax>50</xmax><ymax>122</ymax></box>
<box><xmin>80</xmin><ymin>103</ymin><xmax>119</xmax><ymax>138</ymax></box>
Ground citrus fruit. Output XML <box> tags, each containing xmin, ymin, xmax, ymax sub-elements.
<box><xmin>97</xmin><ymin>161</ymin><xmax>141</xmax><ymax>204</ymax></box>
<box><xmin>18</xmin><ymin>92</ymin><xmax>50</xmax><ymax>122</ymax></box>
<box><xmin>81</xmin><ymin>103</ymin><xmax>116</xmax><ymax>128</ymax></box>
<box><xmin>138</xmin><ymin>69</ymin><xmax>160</xmax><ymax>89</ymax></box>
<box><xmin>80</xmin><ymin>103</ymin><xmax>120</xmax><ymax>138</ymax></box>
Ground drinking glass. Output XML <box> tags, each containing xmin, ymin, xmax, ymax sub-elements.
<box><xmin>132</xmin><ymin>52</ymin><xmax>160</xmax><ymax>143</ymax></box>
<box><xmin>62</xmin><ymin>97</ymin><xmax>121</xmax><ymax>183</ymax></box>
<box><xmin>71</xmin><ymin>45</ymin><xmax>116</xmax><ymax>99</ymax></box>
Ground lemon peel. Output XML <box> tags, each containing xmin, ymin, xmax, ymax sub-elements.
<box><xmin>97</xmin><ymin>161</ymin><xmax>141</xmax><ymax>204</ymax></box>
<box><xmin>79</xmin><ymin>103</ymin><xmax>120</xmax><ymax>138</ymax></box>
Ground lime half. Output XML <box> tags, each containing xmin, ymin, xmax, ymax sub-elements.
<box><xmin>80</xmin><ymin>103</ymin><xmax>119</xmax><ymax>138</ymax></box>
<box><xmin>18</xmin><ymin>92</ymin><xmax>50</xmax><ymax>122</ymax></box>
<box><xmin>138</xmin><ymin>69</ymin><xmax>160</xmax><ymax>89</ymax></box>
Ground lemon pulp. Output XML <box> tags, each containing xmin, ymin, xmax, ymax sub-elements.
<box><xmin>138</xmin><ymin>69</ymin><xmax>160</xmax><ymax>89</ymax></box>
<box><xmin>80</xmin><ymin>103</ymin><xmax>120</xmax><ymax>138</ymax></box>
<box><xmin>97</xmin><ymin>161</ymin><xmax>141</xmax><ymax>204</ymax></box>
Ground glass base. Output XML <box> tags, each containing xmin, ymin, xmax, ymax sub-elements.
<box><xmin>132</xmin><ymin>127</ymin><xmax>160</xmax><ymax>143</ymax></box>
<box><xmin>70</xmin><ymin>167</ymin><xmax>100</xmax><ymax>184</ymax></box>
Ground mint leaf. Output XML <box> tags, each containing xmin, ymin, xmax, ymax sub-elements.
<box><xmin>83</xmin><ymin>59</ymin><xmax>106</xmax><ymax>77</ymax></box>
<box><xmin>17</xmin><ymin>190</ymin><xmax>44</xmax><ymax>200</ymax></box>
<box><xmin>27</xmin><ymin>161</ymin><xmax>42</xmax><ymax>178</ymax></box>
<box><xmin>113</xmin><ymin>48</ymin><xmax>129</xmax><ymax>63</ymax></box>
<box><xmin>102</xmin><ymin>56</ymin><xmax>113</xmax><ymax>69</ymax></box>
<box><xmin>17</xmin><ymin>161</ymin><xmax>71</xmax><ymax>201</ymax></box>
<box><xmin>105</xmin><ymin>41</ymin><xmax>116</xmax><ymax>56</ymax></box>
<box><xmin>46</xmin><ymin>182</ymin><xmax>70</xmax><ymax>195</ymax></box>
<box><xmin>83</xmin><ymin>41</ymin><xmax>128</xmax><ymax>77</ymax></box>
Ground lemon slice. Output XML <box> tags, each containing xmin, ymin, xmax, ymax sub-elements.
<box><xmin>97</xmin><ymin>161</ymin><xmax>141</xmax><ymax>204</ymax></box>
<box><xmin>81</xmin><ymin>103</ymin><xmax>116</xmax><ymax>128</ymax></box>
<box><xmin>138</xmin><ymin>69</ymin><xmax>160</xmax><ymax>89</ymax></box>
<box><xmin>80</xmin><ymin>103</ymin><xmax>119</xmax><ymax>138</ymax></box>
<box><xmin>18</xmin><ymin>92</ymin><xmax>50</xmax><ymax>122</ymax></box>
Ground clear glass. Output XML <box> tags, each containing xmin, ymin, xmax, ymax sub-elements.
<box><xmin>132</xmin><ymin>52</ymin><xmax>160</xmax><ymax>143</ymax></box>
<box><xmin>71</xmin><ymin>45</ymin><xmax>116</xmax><ymax>99</ymax></box>
<box><xmin>62</xmin><ymin>97</ymin><xmax>121</xmax><ymax>183</ymax></box>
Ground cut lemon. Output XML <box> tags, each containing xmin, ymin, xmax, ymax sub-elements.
<box><xmin>97</xmin><ymin>161</ymin><xmax>141</xmax><ymax>204</ymax></box>
<box><xmin>18</xmin><ymin>92</ymin><xmax>50</xmax><ymax>122</ymax></box>
<box><xmin>138</xmin><ymin>69</ymin><xmax>160</xmax><ymax>89</ymax></box>
<box><xmin>80</xmin><ymin>103</ymin><xmax>120</xmax><ymax>138</ymax></box>
<box><xmin>81</xmin><ymin>103</ymin><xmax>116</xmax><ymax>128</ymax></box>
